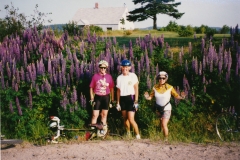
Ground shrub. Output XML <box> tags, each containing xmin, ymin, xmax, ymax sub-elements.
<box><xmin>0</xmin><ymin>3</ymin><xmax>52</xmax><ymax>41</ymax></box>
<box><xmin>205</xmin><ymin>28</ymin><xmax>217</xmax><ymax>38</ymax></box>
<box><xmin>62</xmin><ymin>21</ymin><xmax>81</xmax><ymax>36</ymax></box>
<box><xmin>178</xmin><ymin>25</ymin><xmax>194</xmax><ymax>37</ymax></box>
<box><xmin>89</xmin><ymin>25</ymin><xmax>103</xmax><ymax>34</ymax></box>
<box><xmin>220</xmin><ymin>25</ymin><xmax>230</xmax><ymax>34</ymax></box>
<box><xmin>165</xmin><ymin>21</ymin><xmax>179</xmax><ymax>32</ymax></box>
<box><xmin>124</xmin><ymin>30</ymin><xmax>133</xmax><ymax>35</ymax></box>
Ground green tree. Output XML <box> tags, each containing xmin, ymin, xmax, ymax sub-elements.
<box><xmin>165</xmin><ymin>21</ymin><xmax>179</xmax><ymax>32</ymax></box>
<box><xmin>220</xmin><ymin>25</ymin><xmax>230</xmax><ymax>34</ymax></box>
<box><xmin>0</xmin><ymin>3</ymin><xmax>52</xmax><ymax>41</ymax></box>
<box><xmin>178</xmin><ymin>25</ymin><xmax>194</xmax><ymax>37</ymax></box>
<box><xmin>127</xmin><ymin>0</ymin><xmax>184</xmax><ymax>30</ymax></box>
<box><xmin>62</xmin><ymin>21</ymin><xmax>81</xmax><ymax>36</ymax></box>
<box><xmin>120</xmin><ymin>17</ymin><xmax>125</xmax><ymax>30</ymax></box>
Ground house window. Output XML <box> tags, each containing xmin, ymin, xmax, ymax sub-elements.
<box><xmin>107</xmin><ymin>27</ymin><xmax>112</xmax><ymax>31</ymax></box>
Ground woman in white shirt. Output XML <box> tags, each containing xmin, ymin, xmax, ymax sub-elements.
<box><xmin>116</xmin><ymin>60</ymin><xmax>140</xmax><ymax>139</ymax></box>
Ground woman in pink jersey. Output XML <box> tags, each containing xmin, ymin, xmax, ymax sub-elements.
<box><xmin>144</xmin><ymin>71</ymin><xmax>185</xmax><ymax>142</ymax></box>
<box><xmin>89</xmin><ymin>60</ymin><xmax>115</xmax><ymax>136</ymax></box>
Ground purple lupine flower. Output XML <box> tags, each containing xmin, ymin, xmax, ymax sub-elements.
<box><xmin>25</xmin><ymin>72</ymin><xmax>30</xmax><ymax>82</ymax></box>
<box><xmin>70</xmin><ymin>64</ymin><xmax>74</xmax><ymax>81</ymax></box>
<box><xmin>43</xmin><ymin>78</ymin><xmax>52</xmax><ymax>93</ymax></box>
<box><xmin>188</xmin><ymin>42</ymin><xmax>192</xmax><ymax>55</ymax></box>
<box><xmin>60</xmin><ymin>90</ymin><xmax>68</xmax><ymax>111</ymax></box>
<box><xmin>36</xmin><ymin>84</ymin><xmax>40</xmax><ymax>95</ymax></box>
<box><xmin>203</xmin><ymin>85</ymin><xmax>206</xmax><ymax>93</ymax></box>
<box><xmin>16</xmin><ymin>97</ymin><xmax>22</xmax><ymax>116</ymax></box>
<box><xmin>23</xmin><ymin>51</ymin><xmax>27</xmax><ymax>68</ymax></box>
<box><xmin>137</xmin><ymin>61</ymin><xmax>141</xmax><ymax>77</ymax></box>
<box><xmin>155</xmin><ymin>63</ymin><xmax>159</xmax><ymax>76</ymax></box>
<box><xmin>179</xmin><ymin>52</ymin><xmax>182</xmax><ymax>66</ymax></box>
<box><xmin>48</xmin><ymin>58</ymin><xmax>52</xmax><ymax>75</ymax></box>
<box><xmin>210</xmin><ymin>61</ymin><xmax>213</xmax><ymax>72</ymax></box>
<box><xmin>12</xmin><ymin>76</ymin><xmax>16</xmax><ymax>90</ymax></box>
<box><xmin>6</xmin><ymin>62</ymin><xmax>11</xmax><ymax>80</ymax></box>
<box><xmin>131</xmin><ymin>63</ymin><xmax>135</xmax><ymax>73</ymax></box>
<box><xmin>223</xmin><ymin>50</ymin><xmax>228</xmax><ymax>69</ymax></box>
<box><xmin>202</xmin><ymin>55</ymin><xmax>206</xmax><ymax>71</ymax></box>
<box><xmin>12</xmin><ymin>60</ymin><xmax>16</xmax><ymax>77</ymax></box>
<box><xmin>67</xmin><ymin>73</ymin><xmax>71</xmax><ymax>86</ymax></box>
<box><xmin>1</xmin><ymin>71</ymin><xmax>5</xmax><ymax>89</ymax></box>
<box><xmin>15</xmin><ymin>69</ymin><xmax>20</xmax><ymax>83</ymax></box>
<box><xmin>9</xmin><ymin>101</ymin><xmax>14</xmax><ymax>113</ymax></box>
<box><xmin>62</xmin><ymin>75</ymin><xmax>66</xmax><ymax>87</ymax></box>
<box><xmin>129</xmin><ymin>47</ymin><xmax>133</xmax><ymax>59</ymax></box>
<box><xmin>53</xmin><ymin>72</ymin><xmax>58</xmax><ymax>86</ymax></box>
<box><xmin>71</xmin><ymin>86</ymin><xmax>78</xmax><ymax>104</ymax></box>
<box><xmin>20</xmin><ymin>67</ymin><xmax>25</xmax><ymax>81</ymax></box>
<box><xmin>199</xmin><ymin>61</ymin><xmax>202</xmax><ymax>75</ymax></box>
<box><xmin>147</xmin><ymin>75</ymin><xmax>152</xmax><ymax>90</ymax></box>
<box><xmin>15</xmin><ymin>83</ymin><xmax>19</xmax><ymax>92</ymax></box>
<box><xmin>195</xmin><ymin>57</ymin><xmax>198</xmax><ymax>74</ymax></box>
<box><xmin>80</xmin><ymin>93</ymin><xmax>85</xmax><ymax>108</ymax></box>
<box><xmin>202</xmin><ymin>74</ymin><xmax>206</xmax><ymax>84</ymax></box>
<box><xmin>185</xmin><ymin>60</ymin><xmax>189</xmax><ymax>74</ymax></box>
<box><xmin>69</xmin><ymin>107</ymin><xmax>74</xmax><ymax>113</ymax></box>
<box><xmin>113</xmin><ymin>37</ymin><xmax>117</xmax><ymax>46</ymax></box>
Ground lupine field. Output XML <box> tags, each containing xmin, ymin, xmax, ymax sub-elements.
<box><xmin>0</xmin><ymin>24</ymin><xmax>240</xmax><ymax>142</ymax></box>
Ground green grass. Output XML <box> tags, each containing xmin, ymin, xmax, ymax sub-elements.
<box><xmin>104</xmin><ymin>30</ymin><xmax>230</xmax><ymax>48</ymax></box>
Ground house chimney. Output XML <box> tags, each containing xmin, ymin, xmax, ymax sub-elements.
<box><xmin>95</xmin><ymin>3</ymin><xmax>98</xmax><ymax>9</ymax></box>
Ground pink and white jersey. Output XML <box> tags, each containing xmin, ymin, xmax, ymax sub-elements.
<box><xmin>89</xmin><ymin>73</ymin><xmax>114</xmax><ymax>96</ymax></box>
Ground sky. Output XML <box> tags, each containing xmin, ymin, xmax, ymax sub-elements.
<box><xmin>0</xmin><ymin>0</ymin><xmax>239</xmax><ymax>29</ymax></box>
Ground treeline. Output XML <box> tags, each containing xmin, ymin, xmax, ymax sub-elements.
<box><xmin>159</xmin><ymin>21</ymin><xmax>239</xmax><ymax>37</ymax></box>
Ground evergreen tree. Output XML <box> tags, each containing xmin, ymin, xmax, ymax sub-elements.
<box><xmin>127</xmin><ymin>0</ymin><xmax>184</xmax><ymax>29</ymax></box>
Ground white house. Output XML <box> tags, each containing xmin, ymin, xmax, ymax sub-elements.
<box><xmin>72</xmin><ymin>3</ymin><xmax>134</xmax><ymax>31</ymax></box>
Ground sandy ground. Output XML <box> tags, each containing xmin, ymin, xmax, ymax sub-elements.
<box><xmin>1</xmin><ymin>139</ymin><xmax>240</xmax><ymax>160</ymax></box>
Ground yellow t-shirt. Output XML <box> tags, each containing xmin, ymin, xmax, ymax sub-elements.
<box><xmin>149</xmin><ymin>83</ymin><xmax>179</xmax><ymax>110</ymax></box>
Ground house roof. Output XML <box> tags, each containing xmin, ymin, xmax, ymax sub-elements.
<box><xmin>72</xmin><ymin>7</ymin><xmax>127</xmax><ymax>25</ymax></box>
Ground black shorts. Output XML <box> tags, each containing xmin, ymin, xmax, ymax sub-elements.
<box><xmin>120</xmin><ymin>95</ymin><xmax>135</xmax><ymax>112</ymax></box>
<box><xmin>93</xmin><ymin>94</ymin><xmax>110</xmax><ymax>110</ymax></box>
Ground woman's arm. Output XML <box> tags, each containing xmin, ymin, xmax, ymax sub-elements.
<box><xmin>133</xmin><ymin>82</ymin><xmax>139</xmax><ymax>103</ymax></box>
<box><xmin>116</xmin><ymin>88</ymin><xmax>120</xmax><ymax>104</ymax></box>
<box><xmin>90</xmin><ymin>88</ymin><xmax>94</xmax><ymax>100</ymax></box>
<box><xmin>144</xmin><ymin>89</ymin><xmax>154</xmax><ymax>100</ymax></box>
<box><xmin>171</xmin><ymin>88</ymin><xmax>185</xmax><ymax>100</ymax></box>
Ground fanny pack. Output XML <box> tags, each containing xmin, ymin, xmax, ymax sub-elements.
<box><xmin>155</xmin><ymin>101</ymin><xmax>170</xmax><ymax>113</ymax></box>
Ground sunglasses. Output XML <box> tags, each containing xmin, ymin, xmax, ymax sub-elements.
<box><xmin>99</xmin><ymin>67</ymin><xmax>107</xmax><ymax>69</ymax></box>
<box><xmin>159</xmin><ymin>77</ymin><xmax>166</xmax><ymax>80</ymax></box>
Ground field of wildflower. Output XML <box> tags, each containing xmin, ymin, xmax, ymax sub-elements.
<box><xmin>0</xmin><ymin>25</ymin><xmax>239</xmax><ymax>143</ymax></box>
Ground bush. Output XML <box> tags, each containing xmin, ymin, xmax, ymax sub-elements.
<box><xmin>89</xmin><ymin>25</ymin><xmax>103</xmax><ymax>34</ymax></box>
<box><xmin>178</xmin><ymin>25</ymin><xmax>194</xmax><ymax>37</ymax></box>
<box><xmin>205</xmin><ymin>28</ymin><xmax>217</xmax><ymax>38</ymax></box>
<box><xmin>220</xmin><ymin>25</ymin><xmax>230</xmax><ymax>34</ymax></box>
<box><xmin>0</xmin><ymin>3</ymin><xmax>52</xmax><ymax>41</ymax></box>
<box><xmin>62</xmin><ymin>21</ymin><xmax>81</xmax><ymax>36</ymax></box>
<box><xmin>165</xmin><ymin>21</ymin><xmax>179</xmax><ymax>32</ymax></box>
<box><xmin>124</xmin><ymin>30</ymin><xmax>133</xmax><ymax>35</ymax></box>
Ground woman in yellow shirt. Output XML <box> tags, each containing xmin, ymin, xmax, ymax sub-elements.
<box><xmin>144</xmin><ymin>71</ymin><xmax>185</xmax><ymax>142</ymax></box>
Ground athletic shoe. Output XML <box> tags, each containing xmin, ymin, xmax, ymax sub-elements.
<box><xmin>136</xmin><ymin>134</ymin><xmax>141</xmax><ymax>139</ymax></box>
